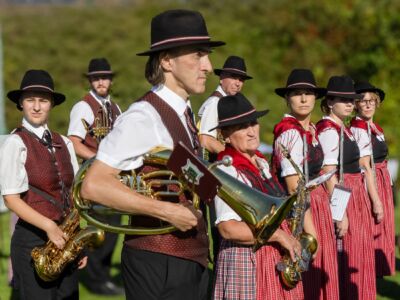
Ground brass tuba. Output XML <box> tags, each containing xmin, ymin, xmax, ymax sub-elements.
<box><xmin>72</xmin><ymin>147</ymin><xmax>298</xmax><ymax>251</ymax></box>
<box><xmin>31</xmin><ymin>209</ymin><xmax>105</xmax><ymax>282</ymax></box>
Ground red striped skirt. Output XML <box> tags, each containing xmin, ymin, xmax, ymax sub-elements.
<box><xmin>374</xmin><ymin>161</ymin><xmax>395</xmax><ymax>276</ymax></box>
<box><xmin>213</xmin><ymin>239</ymin><xmax>256</xmax><ymax>300</ymax></box>
<box><xmin>339</xmin><ymin>173</ymin><xmax>376</xmax><ymax>300</ymax></box>
<box><xmin>302</xmin><ymin>184</ymin><xmax>339</xmax><ymax>300</ymax></box>
<box><xmin>256</xmin><ymin>221</ymin><xmax>304</xmax><ymax>300</ymax></box>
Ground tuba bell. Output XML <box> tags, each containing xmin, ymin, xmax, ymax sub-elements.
<box><xmin>73</xmin><ymin>146</ymin><xmax>298</xmax><ymax>250</ymax></box>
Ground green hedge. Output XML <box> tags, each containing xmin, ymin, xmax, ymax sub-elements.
<box><xmin>1</xmin><ymin>0</ymin><xmax>399</xmax><ymax>156</ymax></box>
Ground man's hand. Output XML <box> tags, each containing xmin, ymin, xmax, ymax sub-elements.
<box><xmin>164</xmin><ymin>201</ymin><xmax>202</xmax><ymax>232</ymax></box>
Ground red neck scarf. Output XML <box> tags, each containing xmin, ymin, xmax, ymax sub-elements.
<box><xmin>350</xmin><ymin>117</ymin><xmax>384</xmax><ymax>136</ymax></box>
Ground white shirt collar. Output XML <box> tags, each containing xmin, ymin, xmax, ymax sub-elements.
<box><xmin>152</xmin><ymin>84</ymin><xmax>190</xmax><ymax>117</ymax></box>
<box><xmin>90</xmin><ymin>90</ymin><xmax>110</xmax><ymax>105</ymax></box>
<box><xmin>284</xmin><ymin>113</ymin><xmax>296</xmax><ymax>119</ymax></box>
<box><xmin>216</xmin><ymin>85</ymin><xmax>227</xmax><ymax>97</ymax></box>
<box><xmin>22</xmin><ymin>118</ymin><xmax>49</xmax><ymax>139</ymax></box>
<box><xmin>322</xmin><ymin>115</ymin><xmax>340</xmax><ymax>125</ymax></box>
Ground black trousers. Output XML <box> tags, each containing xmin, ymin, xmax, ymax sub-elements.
<box><xmin>11</xmin><ymin>220</ymin><xmax>79</xmax><ymax>300</ymax></box>
<box><xmin>121</xmin><ymin>246</ymin><xmax>208</xmax><ymax>300</ymax></box>
<box><xmin>84</xmin><ymin>213</ymin><xmax>120</xmax><ymax>286</ymax></box>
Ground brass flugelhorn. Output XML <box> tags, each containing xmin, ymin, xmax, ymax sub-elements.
<box><xmin>72</xmin><ymin>145</ymin><xmax>298</xmax><ymax>250</ymax></box>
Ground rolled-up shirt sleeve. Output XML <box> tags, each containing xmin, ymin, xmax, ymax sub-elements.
<box><xmin>96</xmin><ymin>101</ymin><xmax>173</xmax><ymax>171</ymax></box>
<box><xmin>214</xmin><ymin>165</ymin><xmax>250</xmax><ymax>225</ymax></box>
<box><xmin>318</xmin><ymin>128</ymin><xmax>339</xmax><ymax>166</ymax></box>
<box><xmin>0</xmin><ymin>135</ymin><xmax>29</xmax><ymax>195</ymax></box>
<box><xmin>199</xmin><ymin>97</ymin><xmax>219</xmax><ymax>138</ymax></box>
<box><xmin>67</xmin><ymin>101</ymin><xmax>94</xmax><ymax>139</ymax></box>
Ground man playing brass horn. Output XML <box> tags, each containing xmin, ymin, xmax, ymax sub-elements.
<box><xmin>67</xmin><ymin>58</ymin><xmax>123</xmax><ymax>296</ymax></box>
<box><xmin>80</xmin><ymin>9</ymin><xmax>225</xmax><ymax>300</ymax></box>
<box><xmin>0</xmin><ymin>70</ymin><xmax>86</xmax><ymax>299</ymax></box>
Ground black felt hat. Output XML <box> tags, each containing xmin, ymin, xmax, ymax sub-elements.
<box><xmin>275</xmin><ymin>69</ymin><xmax>326</xmax><ymax>99</ymax></box>
<box><xmin>85</xmin><ymin>58</ymin><xmax>114</xmax><ymax>77</ymax></box>
<box><xmin>326</xmin><ymin>75</ymin><xmax>363</xmax><ymax>99</ymax></box>
<box><xmin>7</xmin><ymin>69</ymin><xmax>66</xmax><ymax>110</ymax></box>
<box><xmin>137</xmin><ymin>9</ymin><xmax>225</xmax><ymax>56</ymax></box>
<box><xmin>209</xmin><ymin>93</ymin><xmax>269</xmax><ymax>131</ymax></box>
<box><xmin>354</xmin><ymin>81</ymin><xmax>385</xmax><ymax>102</ymax></box>
<box><xmin>213</xmin><ymin>56</ymin><xmax>252</xmax><ymax>80</ymax></box>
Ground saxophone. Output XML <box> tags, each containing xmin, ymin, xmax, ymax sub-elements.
<box><xmin>276</xmin><ymin>143</ymin><xmax>318</xmax><ymax>289</ymax></box>
<box><xmin>31</xmin><ymin>209</ymin><xmax>105</xmax><ymax>282</ymax></box>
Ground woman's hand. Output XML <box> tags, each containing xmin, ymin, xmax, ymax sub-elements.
<box><xmin>45</xmin><ymin>220</ymin><xmax>67</xmax><ymax>249</ymax></box>
<box><xmin>335</xmin><ymin>213</ymin><xmax>349</xmax><ymax>238</ymax></box>
<box><xmin>276</xmin><ymin>230</ymin><xmax>302</xmax><ymax>262</ymax></box>
<box><xmin>77</xmin><ymin>256</ymin><xmax>88</xmax><ymax>269</ymax></box>
<box><xmin>372</xmin><ymin>199</ymin><xmax>384</xmax><ymax>223</ymax></box>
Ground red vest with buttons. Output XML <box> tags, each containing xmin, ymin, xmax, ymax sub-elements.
<box><xmin>124</xmin><ymin>92</ymin><xmax>209</xmax><ymax>267</ymax></box>
<box><xmin>15</xmin><ymin>128</ymin><xmax>75</xmax><ymax>222</ymax></box>
<box><xmin>82</xmin><ymin>93</ymin><xmax>120</xmax><ymax>152</ymax></box>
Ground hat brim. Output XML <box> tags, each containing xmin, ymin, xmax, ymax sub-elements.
<box><xmin>214</xmin><ymin>68</ymin><xmax>252</xmax><ymax>80</ymax></box>
<box><xmin>326</xmin><ymin>91</ymin><xmax>363</xmax><ymax>100</ymax></box>
<box><xmin>84</xmin><ymin>71</ymin><xmax>115</xmax><ymax>78</ymax></box>
<box><xmin>275</xmin><ymin>86</ymin><xmax>327</xmax><ymax>99</ymax></box>
<box><xmin>7</xmin><ymin>88</ymin><xmax>66</xmax><ymax>110</ymax></box>
<box><xmin>208</xmin><ymin>109</ymin><xmax>269</xmax><ymax>132</ymax></box>
<box><xmin>355</xmin><ymin>88</ymin><xmax>385</xmax><ymax>102</ymax></box>
<box><xmin>136</xmin><ymin>39</ymin><xmax>225</xmax><ymax>56</ymax></box>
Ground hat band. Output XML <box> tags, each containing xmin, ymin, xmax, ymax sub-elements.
<box><xmin>221</xmin><ymin>68</ymin><xmax>247</xmax><ymax>75</ymax></box>
<box><xmin>327</xmin><ymin>91</ymin><xmax>357</xmax><ymax>95</ymax></box>
<box><xmin>151</xmin><ymin>36</ymin><xmax>211</xmax><ymax>48</ymax></box>
<box><xmin>87</xmin><ymin>70</ymin><xmax>113</xmax><ymax>75</ymax></box>
<box><xmin>219</xmin><ymin>108</ymin><xmax>256</xmax><ymax>124</ymax></box>
<box><xmin>287</xmin><ymin>82</ymin><xmax>317</xmax><ymax>88</ymax></box>
<box><xmin>22</xmin><ymin>85</ymin><xmax>53</xmax><ymax>92</ymax></box>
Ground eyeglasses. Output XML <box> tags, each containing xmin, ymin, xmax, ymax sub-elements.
<box><xmin>356</xmin><ymin>99</ymin><xmax>376</xmax><ymax>106</ymax></box>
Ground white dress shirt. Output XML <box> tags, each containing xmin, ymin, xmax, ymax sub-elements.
<box><xmin>67</xmin><ymin>90</ymin><xmax>121</xmax><ymax>140</ymax></box>
<box><xmin>0</xmin><ymin>118</ymin><xmax>79</xmax><ymax>196</ymax></box>
<box><xmin>198</xmin><ymin>85</ymin><xmax>227</xmax><ymax>138</ymax></box>
<box><xmin>96</xmin><ymin>85</ymin><xmax>196</xmax><ymax>171</ymax></box>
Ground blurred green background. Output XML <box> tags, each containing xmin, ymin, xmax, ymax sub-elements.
<box><xmin>0</xmin><ymin>0</ymin><xmax>400</xmax><ymax>299</ymax></box>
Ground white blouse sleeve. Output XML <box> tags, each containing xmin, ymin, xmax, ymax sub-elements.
<box><xmin>318</xmin><ymin>128</ymin><xmax>339</xmax><ymax>166</ymax></box>
<box><xmin>274</xmin><ymin>129</ymin><xmax>303</xmax><ymax>177</ymax></box>
<box><xmin>0</xmin><ymin>135</ymin><xmax>29</xmax><ymax>195</ymax></box>
<box><xmin>67</xmin><ymin>101</ymin><xmax>95</xmax><ymax>139</ymax></box>
<box><xmin>350</xmin><ymin>127</ymin><xmax>371</xmax><ymax>157</ymax></box>
<box><xmin>214</xmin><ymin>165</ymin><xmax>247</xmax><ymax>225</ymax></box>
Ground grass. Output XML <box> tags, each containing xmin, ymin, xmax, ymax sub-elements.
<box><xmin>1</xmin><ymin>200</ymin><xmax>400</xmax><ymax>300</ymax></box>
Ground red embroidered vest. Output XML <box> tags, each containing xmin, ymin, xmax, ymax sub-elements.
<box><xmin>82</xmin><ymin>93</ymin><xmax>120</xmax><ymax>152</ymax></box>
<box><xmin>124</xmin><ymin>91</ymin><xmax>208</xmax><ymax>267</ymax></box>
<box><xmin>15</xmin><ymin>128</ymin><xmax>74</xmax><ymax>222</ymax></box>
